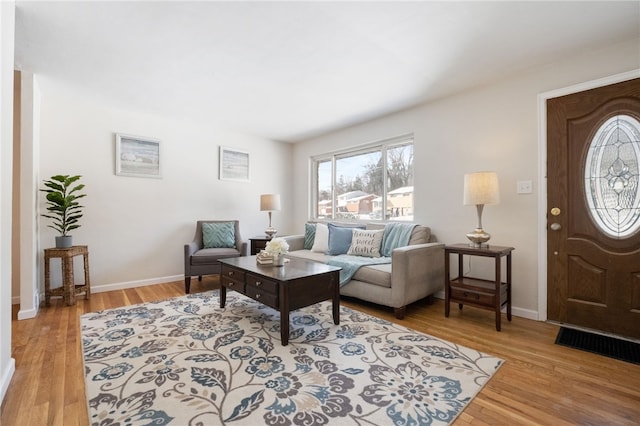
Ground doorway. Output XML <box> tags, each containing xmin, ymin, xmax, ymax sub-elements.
<box><xmin>546</xmin><ymin>77</ymin><xmax>640</xmax><ymax>339</ymax></box>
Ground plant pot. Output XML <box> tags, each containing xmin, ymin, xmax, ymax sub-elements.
<box><xmin>55</xmin><ymin>236</ymin><xmax>73</xmax><ymax>248</ymax></box>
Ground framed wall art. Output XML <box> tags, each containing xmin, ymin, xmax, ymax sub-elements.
<box><xmin>219</xmin><ymin>146</ymin><xmax>250</xmax><ymax>182</ymax></box>
<box><xmin>115</xmin><ymin>133</ymin><xmax>162</xmax><ymax>178</ymax></box>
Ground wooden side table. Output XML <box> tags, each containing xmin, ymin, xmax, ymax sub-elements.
<box><xmin>249</xmin><ymin>237</ymin><xmax>272</xmax><ymax>255</ymax></box>
<box><xmin>44</xmin><ymin>245</ymin><xmax>91</xmax><ymax>306</ymax></box>
<box><xmin>444</xmin><ymin>244</ymin><xmax>514</xmax><ymax>331</ymax></box>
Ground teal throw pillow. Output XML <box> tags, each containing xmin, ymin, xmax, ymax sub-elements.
<box><xmin>202</xmin><ymin>222</ymin><xmax>236</xmax><ymax>248</ymax></box>
<box><xmin>304</xmin><ymin>223</ymin><xmax>316</xmax><ymax>250</ymax></box>
<box><xmin>327</xmin><ymin>223</ymin><xmax>365</xmax><ymax>255</ymax></box>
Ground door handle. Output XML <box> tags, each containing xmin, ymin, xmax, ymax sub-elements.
<box><xmin>550</xmin><ymin>223</ymin><xmax>562</xmax><ymax>231</ymax></box>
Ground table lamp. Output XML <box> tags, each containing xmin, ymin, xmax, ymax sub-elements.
<box><xmin>260</xmin><ymin>194</ymin><xmax>281</xmax><ymax>239</ymax></box>
<box><xmin>463</xmin><ymin>172</ymin><xmax>500</xmax><ymax>248</ymax></box>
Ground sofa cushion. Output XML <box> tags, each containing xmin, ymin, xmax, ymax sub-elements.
<box><xmin>202</xmin><ymin>222</ymin><xmax>236</xmax><ymax>248</ymax></box>
<box><xmin>327</xmin><ymin>223</ymin><xmax>365</xmax><ymax>255</ymax></box>
<box><xmin>311</xmin><ymin>223</ymin><xmax>329</xmax><ymax>253</ymax></box>
<box><xmin>352</xmin><ymin>263</ymin><xmax>392</xmax><ymax>288</ymax></box>
<box><xmin>408</xmin><ymin>226</ymin><xmax>430</xmax><ymax>245</ymax></box>
<box><xmin>347</xmin><ymin>228</ymin><xmax>383</xmax><ymax>257</ymax></box>
<box><xmin>285</xmin><ymin>249</ymin><xmax>331</xmax><ymax>263</ymax></box>
<box><xmin>303</xmin><ymin>223</ymin><xmax>316</xmax><ymax>249</ymax></box>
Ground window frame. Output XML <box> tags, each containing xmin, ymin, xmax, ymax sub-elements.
<box><xmin>310</xmin><ymin>134</ymin><xmax>414</xmax><ymax>222</ymax></box>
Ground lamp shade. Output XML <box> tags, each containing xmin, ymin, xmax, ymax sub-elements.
<box><xmin>463</xmin><ymin>172</ymin><xmax>500</xmax><ymax>205</ymax></box>
<box><xmin>260</xmin><ymin>194</ymin><xmax>281</xmax><ymax>211</ymax></box>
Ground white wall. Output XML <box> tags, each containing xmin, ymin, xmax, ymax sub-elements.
<box><xmin>0</xmin><ymin>0</ymin><xmax>17</xmax><ymax>404</ymax></box>
<box><xmin>34</xmin><ymin>76</ymin><xmax>294</xmax><ymax>294</ymax></box>
<box><xmin>292</xmin><ymin>38</ymin><xmax>640</xmax><ymax>319</ymax></box>
<box><xmin>16</xmin><ymin>72</ymin><xmax>40</xmax><ymax>319</ymax></box>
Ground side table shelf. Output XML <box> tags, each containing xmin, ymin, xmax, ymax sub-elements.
<box><xmin>44</xmin><ymin>245</ymin><xmax>91</xmax><ymax>306</ymax></box>
<box><xmin>444</xmin><ymin>244</ymin><xmax>514</xmax><ymax>331</ymax></box>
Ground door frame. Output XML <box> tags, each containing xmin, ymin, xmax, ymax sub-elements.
<box><xmin>536</xmin><ymin>69</ymin><xmax>640</xmax><ymax>321</ymax></box>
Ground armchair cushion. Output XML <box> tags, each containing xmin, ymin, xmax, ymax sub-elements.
<box><xmin>191</xmin><ymin>247</ymin><xmax>242</xmax><ymax>265</ymax></box>
<box><xmin>202</xmin><ymin>222</ymin><xmax>236</xmax><ymax>248</ymax></box>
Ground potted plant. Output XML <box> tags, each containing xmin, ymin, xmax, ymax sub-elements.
<box><xmin>41</xmin><ymin>174</ymin><xmax>86</xmax><ymax>248</ymax></box>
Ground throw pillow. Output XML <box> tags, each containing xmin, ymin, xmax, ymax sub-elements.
<box><xmin>303</xmin><ymin>223</ymin><xmax>316</xmax><ymax>250</ymax></box>
<box><xmin>202</xmin><ymin>222</ymin><xmax>236</xmax><ymax>248</ymax></box>
<box><xmin>310</xmin><ymin>223</ymin><xmax>329</xmax><ymax>253</ymax></box>
<box><xmin>327</xmin><ymin>223</ymin><xmax>365</xmax><ymax>255</ymax></box>
<box><xmin>347</xmin><ymin>228</ymin><xmax>384</xmax><ymax>257</ymax></box>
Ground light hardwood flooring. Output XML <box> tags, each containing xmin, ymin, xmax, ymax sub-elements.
<box><xmin>2</xmin><ymin>276</ymin><xmax>639</xmax><ymax>425</ymax></box>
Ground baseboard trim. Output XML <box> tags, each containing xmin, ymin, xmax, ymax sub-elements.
<box><xmin>0</xmin><ymin>357</ymin><xmax>16</xmax><ymax>405</ymax></box>
<box><xmin>432</xmin><ymin>290</ymin><xmax>538</xmax><ymax>321</ymax></box>
<box><xmin>12</xmin><ymin>275</ymin><xmax>184</xmax><ymax>313</ymax></box>
<box><xmin>17</xmin><ymin>306</ymin><xmax>38</xmax><ymax>320</ymax></box>
<box><xmin>91</xmin><ymin>275</ymin><xmax>184</xmax><ymax>294</ymax></box>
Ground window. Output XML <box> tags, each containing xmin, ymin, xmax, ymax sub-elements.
<box><xmin>585</xmin><ymin>114</ymin><xmax>640</xmax><ymax>238</ymax></box>
<box><xmin>312</xmin><ymin>135</ymin><xmax>414</xmax><ymax>221</ymax></box>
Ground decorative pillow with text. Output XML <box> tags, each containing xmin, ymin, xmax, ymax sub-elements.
<box><xmin>347</xmin><ymin>228</ymin><xmax>384</xmax><ymax>257</ymax></box>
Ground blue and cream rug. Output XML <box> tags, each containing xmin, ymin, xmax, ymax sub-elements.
<box><xmin>81</xmin><ymin>291</ymin><xmax>503</xmax><ymax>425</ymax></box>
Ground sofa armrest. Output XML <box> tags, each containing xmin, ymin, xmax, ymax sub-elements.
<box><xmin>391</xmin><ymin>242</ymin><xmax>445</xmax><ymax>304</ymax></box>
<box><xmin>282</xmin><ymin>234</ymin><xmax>305</xmax><ymax>251</ymax></box>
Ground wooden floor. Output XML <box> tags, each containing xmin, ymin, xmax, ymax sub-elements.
<box><xmin>2</xmin><ymin>276</ymin><xmax>639</xmax><ymax>426</ymax></box>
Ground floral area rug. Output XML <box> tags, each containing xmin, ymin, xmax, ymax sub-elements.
<box><xmin>80</xmin><ymin>291</ymin><xmax>503</xmax><ymax>425</ymax></box>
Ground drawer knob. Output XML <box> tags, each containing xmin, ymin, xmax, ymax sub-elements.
<box><xmin>255</xmin><ymin>293</ymin><xmax>261</xmax><ymax>299</ymax></box>
<box><xmin>228</xmin><ymin>282</ymin><xmax>234</xmax><ymax>287</ymax></box>
<box><xmin>256</xmin><ymin>281</ymin><xmax>262</xmax><ymax>286</ymax></box>
<box><xmin>228</xmin><ymin>271</ymin><xmax>234</xmax><ymax>276</ymax></box>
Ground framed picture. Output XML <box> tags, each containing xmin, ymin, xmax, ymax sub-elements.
<box><xmin>115</xmin><ymin>133</ymin><xmax>162</xmax><ymax>178</ymax></box>
<box><xmin>219</xmin><ymin>146</ymin><xmax>250</xmax><ymax>182</ymax></box>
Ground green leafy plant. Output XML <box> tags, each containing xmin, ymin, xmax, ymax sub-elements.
<box><xmin>40</xmin><ymin>175</ymin><xmax>86</xmax><ymax>236</ymax></box>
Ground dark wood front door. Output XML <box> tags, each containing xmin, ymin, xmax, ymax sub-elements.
<box><xmin>547</xmin><ymin>77</ymin><xmax>640</xmax><ymax>339</ymax></box>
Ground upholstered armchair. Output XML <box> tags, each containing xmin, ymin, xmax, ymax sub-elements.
<box><xmin>184</xmin><ymin>220</ymin><xmax>246</xmax><ymax>293</ymax></box>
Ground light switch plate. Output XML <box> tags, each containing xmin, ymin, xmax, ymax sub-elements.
<box><xmin>517</xmin><ymin>180</ymin><xmax>533</xmax><ymax>194</ymax></box>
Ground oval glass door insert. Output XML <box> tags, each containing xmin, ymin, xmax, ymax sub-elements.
<box><xmin>584</xmin><ymin>114</ymin><xmax>640</xmax><ymax>238</ymax></box>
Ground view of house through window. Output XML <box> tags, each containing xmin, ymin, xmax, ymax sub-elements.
<box><xmin>313</xmin><ymin>136</ymin><xmax>414</xmax><ymax>221</ymax></box>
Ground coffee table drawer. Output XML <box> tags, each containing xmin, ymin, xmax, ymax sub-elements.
<box><xmin>246</xmin><ymin>274</ymin><xmax>278</xmax><ymax>294</ymax></box>
<box><xmin>245</xmin><ymin>285</ymin><xmax>278</xmax><ymax>309</ymax></box>
<box><xmin>221</xmin><ymin>265</ymin><xmax>245</xmax><ymax>292</ymax></box>
<box><xmin>246</xmin><ymin>274</ymin><xmax>278</xmax><ymax>308</ymax></box>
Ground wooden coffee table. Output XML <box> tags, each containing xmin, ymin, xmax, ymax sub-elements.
<box><xmin>218</xmin><ymin>256</ymin><xmax>341</xmax><ymax>345</ymax></box>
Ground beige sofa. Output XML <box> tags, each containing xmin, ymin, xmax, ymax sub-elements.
<box><xmin>283</xmin><ymin>223</ymin><xmax>444</xmax><ymax>319</ymax></box>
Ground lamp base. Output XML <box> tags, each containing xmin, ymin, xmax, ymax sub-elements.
<box><xmin>265</xmin><ymin>227</ymin><xmax>278</xmax><ymax>239</ymax></box>
<box><xmin>466</xmin><ymin>228</ymin><xmax>491</xmax><ymax>248</ymax></box>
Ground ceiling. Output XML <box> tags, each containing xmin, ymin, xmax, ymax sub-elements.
<box><xmin>13</xmin><ymin>1</ymin><xmax>640</xmax><ymax>142</ymax></box>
